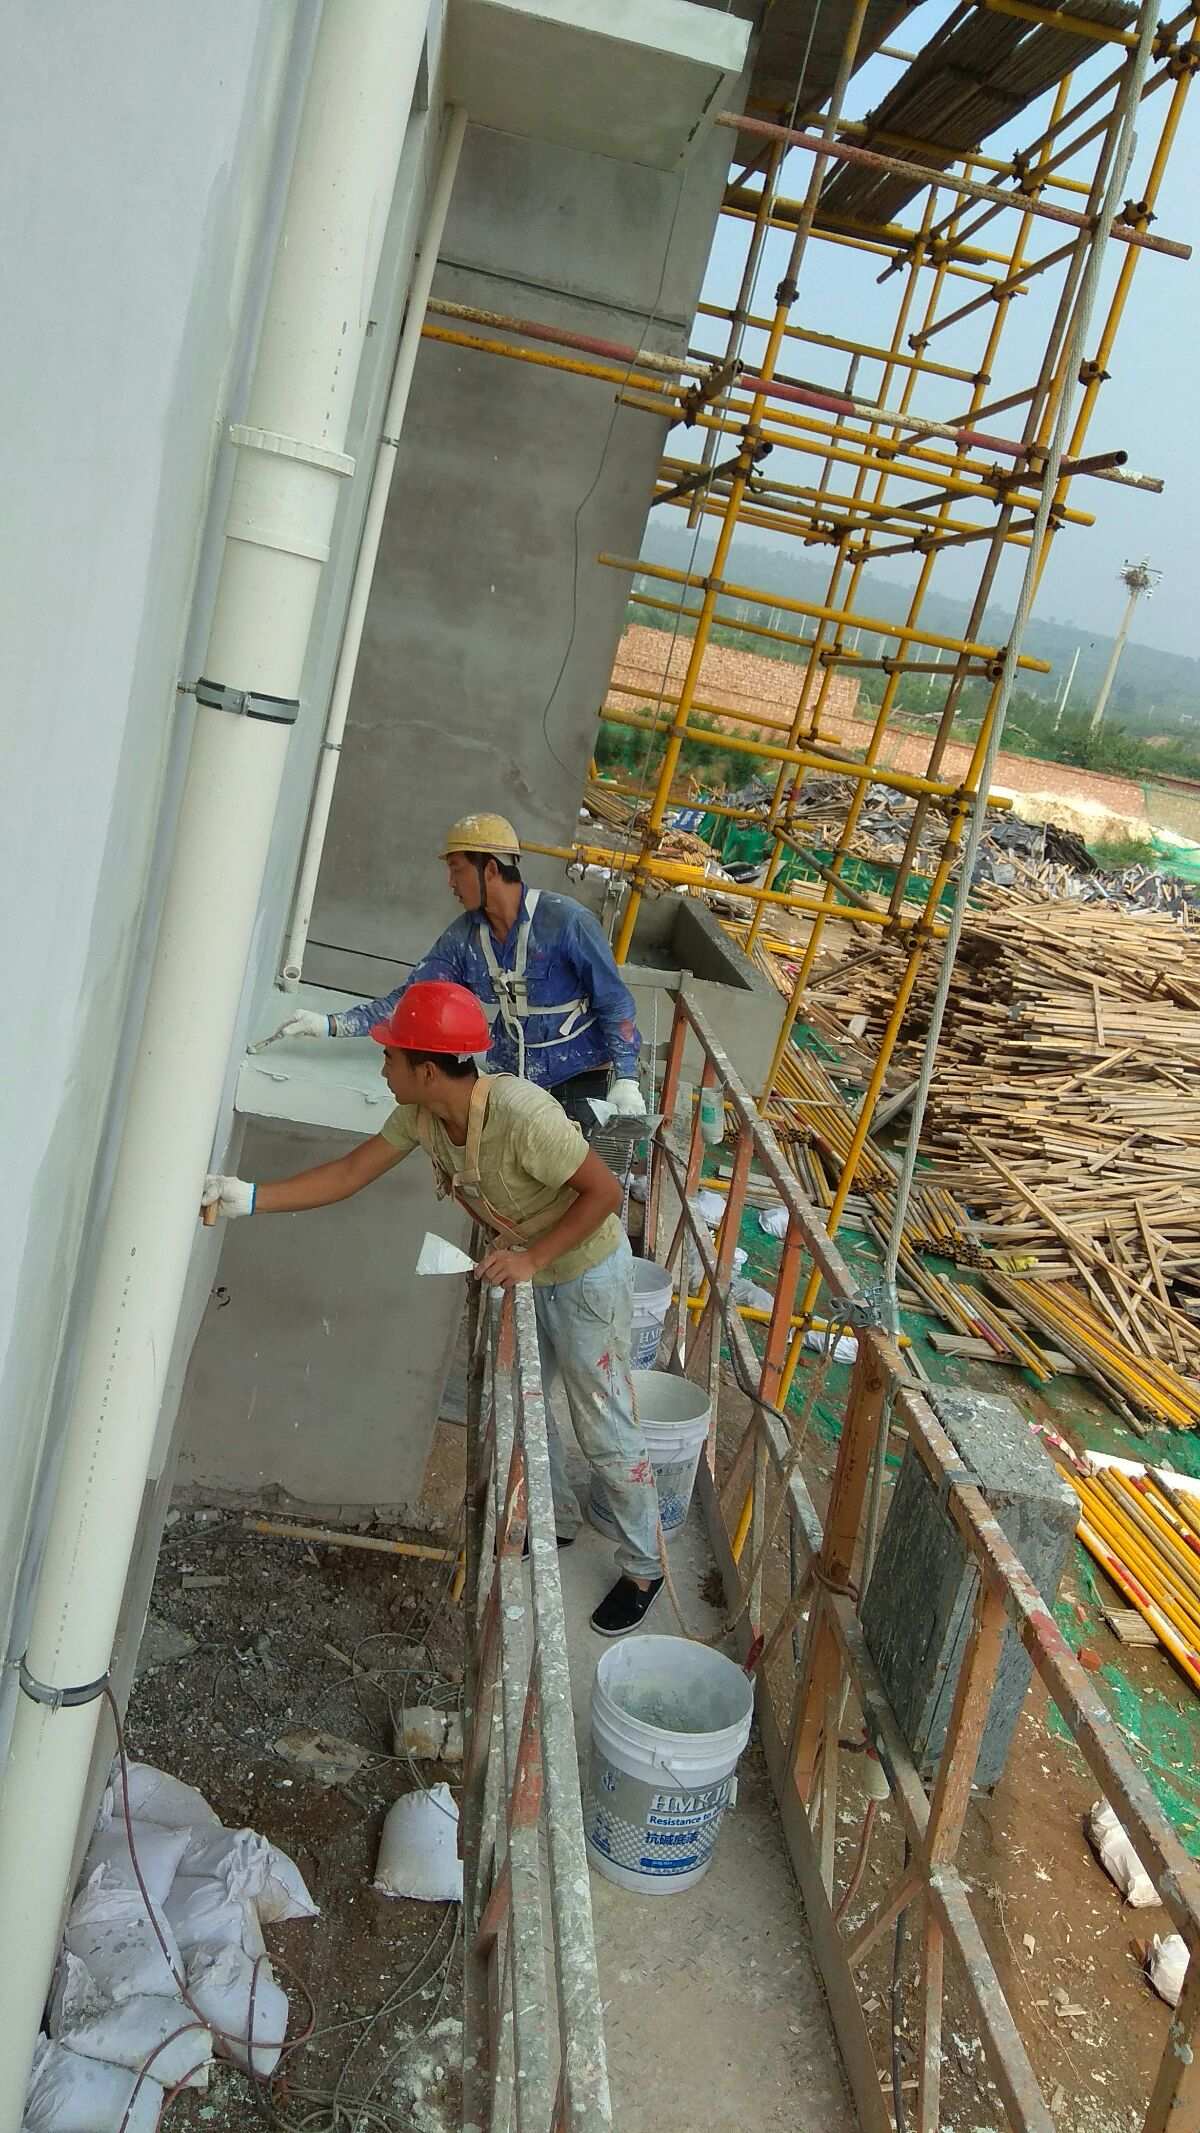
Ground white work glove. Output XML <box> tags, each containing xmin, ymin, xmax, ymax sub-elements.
<box><xmin>607</xmin><ymin>1078</ymin><xmax>646</xmax><ymax>1120</ymax></box>
<box><xmin>257</xmin><ymin>1009</ymin><xmax>332</xmax><ymax>1047</ymax></box>
<box><xmin>201</xmin><ymin>1175</ymin><xmax>256</xmax><ymax>1220</ymax></box>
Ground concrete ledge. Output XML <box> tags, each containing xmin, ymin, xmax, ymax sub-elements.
<box><xmin>236</xmin><ymin>984</ymin><xmax>394</xmax><ymax>1135</ymax></box>
<box><xmin>446</xmin><ymin>0</ymin><xmax>750</xmax><ymax>170</ymax></box>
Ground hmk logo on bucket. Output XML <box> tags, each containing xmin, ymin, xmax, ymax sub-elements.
<box><xmin>650</xmin><ymin>1784</ymin><xmax>728</xmax><ymax>1816</ymax></box>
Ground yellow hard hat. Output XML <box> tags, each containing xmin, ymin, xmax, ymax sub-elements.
<box><xmin>441</xmin><ymin>812</ymin><xmax>521</xmax><ymax>860</ymax></box>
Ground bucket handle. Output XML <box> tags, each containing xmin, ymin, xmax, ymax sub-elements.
<box><xmin>657</xmin><ymin>1758</ymin><xmax>735</xmax><ymax>1810</ymax></box>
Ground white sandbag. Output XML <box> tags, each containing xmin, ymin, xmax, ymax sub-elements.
<box><xmin>692</xmin><ymin>1190</ymin><xmax>726</xmax><ymax>1228</ymax></box>
<box><xmin>257</xmin><ymin>1841</ymin><xmax>320</xmax><ymax>1926</ymax></box>
<box><xmin>1149</xmin><ymin>1932</ymin><xmax>1189</xmax><ymax>2007</ymax></box>
<box><xmin>165</xmin><ymin>1872</ymin><xmax>266</xmax><ymax>1959</ymax></box>
<box><xmin>1088</xmin><ymin>1799</ymin><xmax>1159</xmax><ymax>1907</ymax></box>
<box><xmin>65</xmin><ymin>1866</ymin><xmax>182</xmax><ymax>2002</ymax></box>
<box><xmin>109</xmin><ymin>1760</ymin><xmax>220</xmax><ymax>1832</ymax></box>
<box><xmin>804</xmin><ymin>1328</ymin><xmax>859</xmax><ymax>1365</ymax></box>
<box><xmin>83</xmin><ymin>1818</ymin><xmax>191</xmax><ymax>1908</ymax></box>
<box><xmin>178</xmin><ymin>1827</ymin><xmax>269</xmax><ymax>1901</ymax></box>
<box><xmin>374</xmin><ymin>1784</ymin><xmax>463</xmax><ymax>1902</ymax></box>
<box><xmin>732</xmin><ymin>1246</ymin><xmax>747</xmax><ymax>1275</ymax></box>
<box><xmin>23</xmin><ymin>2036</ymin><xmax>162</xmax><ymax>2133</ymax></box>
<box><xmin>49</xmin><ymin>1952</ymin><xmax>211</xmax><ymax>2091</ymax></box>
<box><xmin>731</xmin><ymin>1278</ymin><xmax>774</xmax><ymax>1314</ymax></box>
<box><xmin>186</xmin><ymin>1944</ymin><xmax>289</xmax><ymax>2076</ymax></box>
<box><xmin>758</xmin><ymin>1204</ymin><xmax>789</xmax><ymax>1238</ymax></box>
<box><xmin>180</xmin><ymin>1827</ymin><xmax>318</xmax><ymax>1927</ymax></box>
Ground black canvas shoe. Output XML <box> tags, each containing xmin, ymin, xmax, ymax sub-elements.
<box><xmin>590</xmin><ymin>1575</ymin><xmax>664</xmax><ymax>1638</ymax></box>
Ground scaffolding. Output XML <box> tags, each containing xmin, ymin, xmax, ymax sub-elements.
<box><xmin>425</xmin><ymin>10</ymin><xmax>1200</xmax><ymax>2124</ymax></box>
<box><xmin>651</xmin><ymin>988</ymin><xmax>1200</xmax><ymax>2133</ymax></box>
<box><xmin>462</xmin><ymin>1282</ymin><xmax>613</xmax><ymax>2131</ymax></box>
<box><xmin>419</xmin><ymin>1</ymin><xmax>1195</xmax><ymax>1300</ymax></box>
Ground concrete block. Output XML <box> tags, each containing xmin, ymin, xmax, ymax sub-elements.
<box><xmin>861</xmin><ymin>1386</ymin><xmax>1077</xmax><ymax>1790</ymax></box>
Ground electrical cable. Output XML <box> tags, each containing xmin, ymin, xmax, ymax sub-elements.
<box><xmin>654</xmin><ymin>1302</ymin><xmax>839</xmax><ymax>1645</ymax></box>
<box><xmin>833</xmin><ymin>1796</ymin><xmax>878</xmax><ymax>1926</ymax></box>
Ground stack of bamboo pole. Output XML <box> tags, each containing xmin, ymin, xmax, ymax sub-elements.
<box><xmin>809</xmin><ymin>888</ymin><xmax>1200</xmax><ymax>1420</ymax></box>
<box><xmin>1063</xmin><ymin>1465</ymin><xmax>1200</xmax><ymax>1694</ymax></box>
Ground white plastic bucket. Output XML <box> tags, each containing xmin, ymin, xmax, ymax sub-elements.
<box><xmin>583</xmin><ymin>1636</ymin><xmax>754</xmax><ymax>1893</ymax></box>
<box><xmin>589</xmin><ymin>1371</ymin><xmax>710</xmax><ymax>1539</ymax></box>
<box><xmin>630</xmin><ymin>1259</ymin><xmax>672</xmax><ymax>1370</ymax></box>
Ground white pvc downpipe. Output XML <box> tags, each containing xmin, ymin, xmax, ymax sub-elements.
<box><xmin>281</xmin><ymin>104</ymin><xmax>468</xmax><ymax>989</ymax></box>
<box><xmin>0</xmin><ymin>3</ymin><xmax>428</xmax><ymax>2115</ymax></box>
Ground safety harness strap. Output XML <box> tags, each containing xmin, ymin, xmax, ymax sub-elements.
<box><xmin>477</xmin><ymin>889</ymin><xmax>593</xmax><ymax>1076</ymax></box>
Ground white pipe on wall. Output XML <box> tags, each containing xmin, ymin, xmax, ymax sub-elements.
<box><xmin>281</xmin><ymin>103</ymin><xmax>468</xmax><ymax>990</ymax></box>
<box><xmin>0</xmin><ymin>2</ymin><xmax>429</xmax><ymax>2114</ymax></box>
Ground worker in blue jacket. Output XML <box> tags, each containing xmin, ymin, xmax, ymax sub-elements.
<box><xmin>264</xmin><ymin>811</ymin><xmax>645</xmax><ymax>1132</ymax></box>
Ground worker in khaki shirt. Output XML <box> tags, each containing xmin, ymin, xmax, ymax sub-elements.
<box><xmin>202</xmin><ymin>980</ymin><xmax>663</xmax><ymax>1638</ymax></box>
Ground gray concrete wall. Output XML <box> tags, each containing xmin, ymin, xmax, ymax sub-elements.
<box><xmin>0</xmin><ymin>0</ymin><xmax>310</xmax><ymax>1740</ymax></box>
<box><xmin>174</xmin><ymin>91</ymin><xmax>743</xmax><ymax>1518</ymax></box>
<box><xmin>175</xmin><ymin>1120</ymin><xmax>467</xmax><ymax>1515</ymax></box>
<box><xmin>306</xmin><ymin>111</ymin><xmax>735</xmax><ymax>976</ymax></box>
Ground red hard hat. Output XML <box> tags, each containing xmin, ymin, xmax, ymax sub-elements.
<box><xmin>371</xmin><ymin>981</ymin><xmax>491</xmax><ymax>1056</ymax></box>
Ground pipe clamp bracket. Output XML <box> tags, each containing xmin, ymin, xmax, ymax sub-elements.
<box><xmin>19</xmin><ymin>1657</ymin><xmax>110</xmax><ymax>1712</ymax></box>
<box><xmin>228</xmin><ymin>423</ymin><xmax>355</xmax><ymax>479</ymax></box>
<box><xmin>195</xmin><ymin>677</ymin><xmax>300</xmax><ymax>726</ymax></box>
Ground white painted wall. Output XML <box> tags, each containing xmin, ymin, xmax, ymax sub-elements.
<box><xmin>0</xmin><ymin>0</ymin><xmax>312</xmax><ymax>1727</ymax></box>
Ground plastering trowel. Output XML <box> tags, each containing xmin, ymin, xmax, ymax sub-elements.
<box><xmin>415</xmin><ymin>1232</ymin><xmax>475</xmax><ymax>1277</ymax></box>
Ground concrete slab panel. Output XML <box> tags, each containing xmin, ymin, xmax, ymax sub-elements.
<box><xmin>236</xmin><ymin>984</ymin><xmax>395</xmax><ymax>1135</ymax></box>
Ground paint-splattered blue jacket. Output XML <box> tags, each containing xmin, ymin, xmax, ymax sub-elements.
<box><xmin>332</xmin><ymin>889</ymin><xmax>641</xmax><ymax>1088</ymax></box>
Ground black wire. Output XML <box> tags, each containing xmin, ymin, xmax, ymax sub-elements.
<box><xmin>306</xmin><ymin>938</ymin><xmax>418</xmax><ymax>970</ymax></box>
<box><xmin>891</xmin><ymin>1838</ymin><xmax>912</xmax><ymax>2133</ymax></box>
<box><xmin>538</xmin><ymin>171</ymin><xmax>692</xmax><ymax>775</ymax></box>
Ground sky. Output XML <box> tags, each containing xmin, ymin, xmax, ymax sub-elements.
<box><xmin>682</xmin><ymin>1</ymin><xmax>1200</xmax><ymax>659</ymax></box>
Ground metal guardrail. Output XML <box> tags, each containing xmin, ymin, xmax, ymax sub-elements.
<box><xmin>461</xmin><ymin>1280</ymin><xmax>614</xmax><ymax>2133</ymax></box>
<box><xmin>649</xmin><ymin>987</ymin><xmax>1200</xmax><ymax>2133</ymax></box>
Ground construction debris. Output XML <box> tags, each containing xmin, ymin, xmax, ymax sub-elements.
<box><xmin>1086</xmin><ymin>1799</ymin><xmax>1159</xmax><ymax>1906</ymax></box>
<box><xmin>272</xmin><ymin>1728</ymin><xmax>373</xmax><ymax>1786</ymax></box>
<box><xmin>395</xmin><ymin>1707</ymin><xmax>464</xmax><ymax>1764</ymax></box>
<box><xmin>1148</xmin><ymin>1932</ymin><xmax>1189</xmax><ymax>2006</ymax></box>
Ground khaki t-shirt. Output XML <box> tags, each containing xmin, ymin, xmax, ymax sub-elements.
<box><xmin>380</xmin><ymin>1075</ymin><xmax>623</xmax><ymax>1287</ymax></box>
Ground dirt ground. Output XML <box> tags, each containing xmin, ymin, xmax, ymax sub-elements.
<box><xmin>123</xmin><ymin>1509</ymin><xmax>466</xmax><ymax>2131</ymax></box>
<box><xmin>114</xmin><ymin>1361</ymin><xmax>1190</xmax><ymax>2132</ymax></box>
<box><xmin>711</xmin><ymin>1368</ymin><xmax>1183</xmax><ymax>2133</ymax></box>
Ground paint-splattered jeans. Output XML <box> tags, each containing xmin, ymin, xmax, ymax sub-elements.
<box><xmin>533</xmin><ymin>1234</ymin><xmax>661</xmax><ymax>1581</ymax></box>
